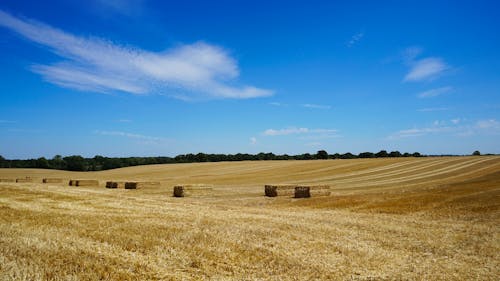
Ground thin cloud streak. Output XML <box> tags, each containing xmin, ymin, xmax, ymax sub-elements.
<box><xmin>0</xmin><ymin>10</ymin><xmax>273</xmax><ymax>99</ymax></box>
<box><xmin>417</xmin><ymin>86</ymin><xmax>453</xmax><ymax>98</ymax></box>
<box><xmin>417</xmin><ymin>107</ymin><xmax>450</xmax><ymax>112</ymax></box>
<box><xmin>388</xmin><ymin>119</ymin><xmax>500</xmax><ymax>139</ymax></box>
<box><xmin>263</xmin><ymin>127</ymin><xmax>338</xmax><ymax>136</ymax></box>
<box><xmin>302</xmin><ymin>104</ymin><xmax>331</xmax><ymax>110</ymax></box>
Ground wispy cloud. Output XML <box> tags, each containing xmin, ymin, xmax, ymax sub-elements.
<box><xmin>402</xmin><ymin>47</ymin><xmax>450</xmax><ymax>82</ymax></box>
<box><xmin>417</xmin><ymin>86</ymin><xmax>453</xmax><ymax>98</ymax></box>
<box><xmin>250</xmin><ymin>137</ymin><xmax>257</xmax><ymax>145</ymax></box>
<box><xmin>116</xmin><ymin>119</ymin><xmax>132</xmax><ymax>123</ymax></box>
<box><xmin>347</xmin><ymin>32</ymin><xmax>364</xmax><ymax>47</ymax></box>
<box><xmin>404</xmin><ymin>58</ymin><xmax>448</xmax><ymax>82</ymax></box>
<box><xmin>263</xmin><ymin>127</ymin><xmax>337</xmax><ymax>136</ymax></box>
<box><xmin>269</xmin><ymin>102</ymin><xmax>287</xmax><ymax>107</ymax></box>
<box><xmin>417</xmin><ymin>107</ymin><xmax>450</xmax><ymax>112</ymax></box>
<box><xmin>0</xmin><ymin>120</ymin><xmax>16</xmax><ymax>123</ymax></box>
<box><xmin>302</xmin><ymin>104</ymin><xmax>331</xmax><ymax>110</ymax></box>
<box><xmin>388</xmin><ymin>118</ymin><xmax>500</xmax><ymax>139</ymax></box>
<box><xmin>95</xmin><ymin>130</ymin><xmax>168</xmax><ymax>143</ymax></box>
<box><xmin>0</xmin><ymin>10</ymin><xmax>273</xmax><ymax>99</ymax></box>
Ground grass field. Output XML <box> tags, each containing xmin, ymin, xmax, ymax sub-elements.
<box><xmin>0</xmin><ymin>156</ymin><xmax>499</xmax><ymax>280</ymax></box>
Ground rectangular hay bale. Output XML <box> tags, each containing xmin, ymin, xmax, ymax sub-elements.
<box><xmin>264</xmin><ymin>184</ymin><xmax>296</xmax><ymax>197</ymax></box>
<box><xmin>173</xmin><ymin>184</ymin><xmax>213</xmax><ymax>197</ymax></box>
<box><xmin>75</xmin><ymin>180</ymin><xmax>99</xmax><ymax>187</ymax></box>
<box><xmin>106</xmin><ymin>181</ymin><xmax>125</xmax><ymax>188</ymax></box>
<box><xmin>69</xmin><ymin>180</ymin><xmax>76</xmax><ymax>186</ymax></box>
<box><xmin>0</xmin><ymin>179</ymin><xmax>15</xmax><ymax>183</ymax></box>
<box><xmin>125</xmin><ymin>181</ymin><xmax>160</xmax><ymax>189</ymax></box>
<box><xmin>16</xmin><ymin>178</ymin><xmax>33</xmax><ymax>183</ymax></box>
<box><xmin>295</xmin><ymin>185</ymin><xmax>331</xmax><ymax>198</ymax></box>
<box><xmin>42</xmin><ymin>178</ymin><xmax>63</xmax><ymax>183</ymax></box>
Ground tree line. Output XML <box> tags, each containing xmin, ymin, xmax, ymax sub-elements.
<box><xmin>0</xmin><ymin>150</ymin><xmax>429</xmax><ymax>171</ymax></box>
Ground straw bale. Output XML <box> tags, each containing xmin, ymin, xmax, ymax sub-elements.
<box><xmin>294</xmin><ymin>186</ymin><xmax>311</xmax><ymax>198</ymax></box>
<box><xmin>69</xmin><ymin>180</ymin><xmax>76</xmax><ymax>186</ymax></box>
<box><xmin>124</xmin><ymin>181</ymin><xmax>160</xmax><ymax>189</ymax></box>
<box><xmin>295</xmin><ymin>185</ymin><xmax>331</xmax><ymax>198</ymax></box>
<box><xmin>75</xmin><ymin>180</ymin><xmax>99</xmax><ymax>186</ymax></box>
<box><xmin>0</xmin><ymin>179</ymin><xmax>15</xmax><ymax>183</ymax></box>
<box><xmin>125</xmin><ymin>182</ymin><xmax>137</xmax><ymax>189</ymax></box>
<box><xmin>173</xmin><ymin>184</ymin><xmax>213</xmax><ymax>197</ymax></box>
<box><xmin>42</xmin><ymin>178</ymin><xmax>63</xmax><ymax>183</ymax></box>
<box><xmin>16</xmin><ymin>178</ymin><xmax>33</xmax><ymax>183</ymax></box>
<box><xmin>264</xmin><ymin>184</ymin><xmax>296</xmax><ymax>197</ymax></box>
<box><xmin>106</xmin><ymin>181</ymin><xmax>125</xmax><ymax>188</ymax></box>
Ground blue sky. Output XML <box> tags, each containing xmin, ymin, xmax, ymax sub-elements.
<box><xmin>1</xmin><ymin>0</ymin><xmax>499</xmax><ymax>158</ymax></box>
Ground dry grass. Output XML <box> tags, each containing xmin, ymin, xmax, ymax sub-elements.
<box><xmin>0</xmin><ymin>156</ymin><xmax>499</xmax><ymax>280</ymax></box>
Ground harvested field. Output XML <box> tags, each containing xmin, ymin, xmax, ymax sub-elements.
<box><xmin>0</xmin><ymin>156</ymin><xmax>499</xmax><ymax>280</ymax></box>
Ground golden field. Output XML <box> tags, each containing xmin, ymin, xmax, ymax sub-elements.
<box><xmin>0</xmin><ymin>156</ymin><xmax>499</xmax><ymax>280</ymax></box>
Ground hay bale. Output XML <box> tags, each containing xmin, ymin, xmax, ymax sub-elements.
<box><xmin>42</xmin><ymin>178</ymin><xmax>63</xmax><ymax>183</ymax></box>
<box><xmin>0</xmin><ymin>179</ymin><xmax>15</xmax><ymax>183</ymax></box>
<box><xmin>75</xmin><ymin>180</ymin><xmax>99</xmax><ymax>187</ymax></box>
<box><xmin>295</xmin><ymin>185</ymin><xmax>331</xmax><ymax>198</ymax></box>
<box><xmin>125</xmin><ymin>181</ymin><xmax>160</xmax><ymax>189</ymax></box>
<box><xmin>69</xmin><ymin>180</ymin><xmax>76</xmax><ymax>186</ymax></box>
<box><xmin>106</xmin><ymin>181</ymin><xmax>125</xmax><ymax>188</ymax></box>
<box><xmin>16</xmin><ymin>178</ymin><xmax>33</xmax><ymax>183</ymax></box>
<box><xmin>264</xmin><ymin>184</ymin><xmax>296</xmax><ymax>197</ymax></box>
<box><xmin>173</xmin><ymin>184</ymin><xmax>213</xmax><ymax>197</ymax></box>
<box><xmin>294</xmin><ymin>186</ymin><xmax>311</xmax><ymax>198</ymax></box>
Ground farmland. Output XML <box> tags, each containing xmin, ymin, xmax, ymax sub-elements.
<box><xmin>0</xmin><ymin>156</ymin><xmax>499</xmax><ymax>280</ymax></box>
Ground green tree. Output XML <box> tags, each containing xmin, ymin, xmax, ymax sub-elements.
<box><xmin>472</xmin><ymin>150</ymin><xmax>481</xmax><ymax>156</ymax></box>
<box><xmin>316</xmin><ymin>150</ymin><xmax>329</xmax><ymax>160</ymax></box>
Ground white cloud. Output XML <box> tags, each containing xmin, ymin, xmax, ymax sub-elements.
<box><xmin>95</xmin><ymin>130</ymin><xmax>168</xmax><ymax>142</ymax></box>
<box><xmin>263</xmin><ymin>127</ymin><xmax>337</xmax><ymax>136</ymax></box>
<box><xmin>347</xmin><ymin>32</ymin><xmax>364</xmax><ymax>47</ymax></box>
<box><xmin>388</xmin><ymin>118</ymin><xmax>500</xmax><ymax>139</ymax></box>
<box><xmin>250</xmin><ymin>137</ymin><xmax>257</xmax><ymax>145</ymax></box>
<box><xmin>302</xmin><ymin>104</ymin><xmax>331</xmax><ymax>110</ymax></box>
<box><xmin>0</xmin><ymin>10</ymin><xmax>273</xmax><ymax>99</ymax></box>
<box><xmin>417</xmin><ymin>86</ymin><xmax>452</xmax><ymax>98</ymax></box>
<box><xmin>116</xmin><ymin>119</ymin><xmax>132</xmax><ymax>123</ymax></box>
<box><xmin>269</xmin><ymin>102</ymin><xmax>287</xmax><ymax>107</ymax></box>
<box><xmin>417</xmin><ymin>107</ymin><xmax>450</xmax><ymax>112</ymax></box>
<box><xmin>402</xmin><ymin>47</ymin><xmax>450</xmax><ymax>82</ymax></box>
<box><xmin>476</xmin><ymin>119</ymin><xmax>500</xmax><ymax>129</ymax></box>
<box><xmin>404</xmin><ymin>57</ymin><xmax>448</xmax><ymax>82</ymax></box>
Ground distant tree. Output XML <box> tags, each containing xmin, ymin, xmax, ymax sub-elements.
<box><xmin>340</xmin><ymin>152</ymin><xmax>356</xmax><ymax>159</ymax></box>
<box><xmin>63</xmin><ymin>155</ymin><xmax>87</xmax><ymax>171</ymax></box>
<box><xmin>412</xmin><ymin>152</ymin><xmax>422</xmax><ymax>157</ymax></box>
<box><xmin>403</xmin><ymin>152</ymin><xmax>411</xmax><ymax>157</ymax></box>
<box><xmin>389</xmin><ymin>151</ymin><xmax>402</xmax><ymax>158</ymax></box>
<box><xmin>36</xmin><ymin>157</ymin><xmax>50</xmax><ymax>169</ymax></box>
<box><xmin>375</xmin><ymin>150</ymin><xmax>389</xmax><ymax>158</ymax></box>
<box><xmin>316</xmin><ymin>150</ymin><xmax>329</xmax><ymax>160</ymax></box>
<box><xmin>358</xmin><ymin>152</ymin><xmax>375</xmax><ymax>158</ymax></box>
<box><xmin>472</xmin><ymin>150</ymin><xmax>481</xmax><ymax>156</ymax></box>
